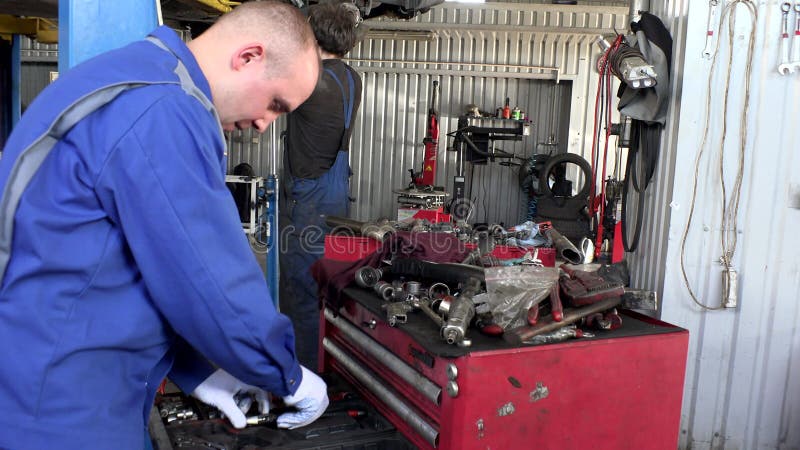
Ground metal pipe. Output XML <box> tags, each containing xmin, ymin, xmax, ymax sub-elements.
<box><xmin>323</xmin><ymin>338</ymin><xmax>440</xmax><ymax>448</ymax></box>
<box><xmin>442</xmin><ymin>296</ymin><xmax>475</xmax><ymax>345</ymax></box>
<box><xmin>629</xmin><ymin>0</ymin><xmax>650</xmax><ymax>17</ymax></box>
<box><xmin>324</xmin><ymin>309</ymin><xmax>442</xmax><ymax>405</ymax></box>
<box><xmin>544</xmin><ymin>227</ymin><xmax>583</xmax><ymax>265</ymax></box>
<box><xmin>325</xmin><ymin>215</ymin><xmax>395</xmax><ymax>242</ymax></box>
<box><xmin>418</xmin><ymin>300</ymin><xmax>445</xmax><ymax>328</ymax></box>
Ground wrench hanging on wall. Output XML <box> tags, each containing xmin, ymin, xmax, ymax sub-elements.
<box><xmin>702</xmin><ymin>0</ymin><xmax>719</xmax><ymax>59</ymax></box>
<box><xmin>790</xmin><ymin>2</ymin><xmax>800</xmax><ymax>72</ymax></box>
<box><xmin>778</xmin><ymin>2</ymin><xmax>794</xmax><ymax>74</ymax></box>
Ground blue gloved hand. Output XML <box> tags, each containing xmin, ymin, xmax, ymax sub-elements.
<box><xmin>191</xmin><ymin>368</ymin><xmax>271</xmax><ymax>429</ymax></box>
<box><xmin>277</xmin><ymin>366</ymin><xmax>329</xmax><ymax>429</ymax></box>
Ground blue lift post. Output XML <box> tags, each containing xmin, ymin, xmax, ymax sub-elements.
<box><xmin>57</xmin><ymin>7</ymin><xmax>162</xmax><ymax>450</ymax></box>
<box><xmin>263</xmin><ymin>136</ymin><xmax>281</xmax><ymax>308</ymax></box>
<box><xmin>58</xmin><ymin>0</ymin><xmax>159</xmax><ymax>70</ymax></box>
<box><xmin>262</xmin><ymin>176</ymin><xmax>280</xmax><ymax>307</ymax></box>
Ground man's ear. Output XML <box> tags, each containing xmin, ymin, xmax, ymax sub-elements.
<box><xmin>231</xmin><ymin>43</ymin><xmax>266</xmax><ymax>71</ymax></box>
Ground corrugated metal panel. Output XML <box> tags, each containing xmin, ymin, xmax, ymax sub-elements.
<box><xmin>649</xmin><ymin>1</ymin><xmax>800</xmax><ymax>449</ymax></box>
<box><xmin>20</xmin><ymin>63</ymin><xmax>55</xmax><ymax>111</ymax></box>
<box><xmin>228</xmin><ymin>3</ymin><xmax>627</xmax><ymax>225</ymax></box>
<box><xmin>18</xmin><ymin>36</ymin><xmax>58</xmax><ymax>109</ymax></box>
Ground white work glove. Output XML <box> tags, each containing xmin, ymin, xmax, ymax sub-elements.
<box><xmin>191</xmin><ymin>368</ymin><xmax>271</xmax><ymax>429</ymax></box>
<box><xmin>277</xmin><ymin>366</ymin><xmax>330</xmax><ymax>429</ymax></box>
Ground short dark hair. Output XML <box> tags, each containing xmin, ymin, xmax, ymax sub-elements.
<box><xmin>213</xmin><ymin>0</ymin><xmax>317</xmax><ymax>78</ymax></box>
<box><xmin>308</xmin><ymin>2</ymin><xmax>363</xmax><ymax>57</ymax></box>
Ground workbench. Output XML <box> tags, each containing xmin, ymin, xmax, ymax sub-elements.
<box><xmin>321</xmin><ymin>286</ymin><xmax>689</xmax><ymax>450</ymax></box>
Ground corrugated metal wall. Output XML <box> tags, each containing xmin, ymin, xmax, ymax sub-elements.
<box><xmin>228</xmin><ymin>2</ymin><xmax>628</xmax><ymax>225</ymax></box>
<box><xmin>649</xmin><ymin>1</ymin><xmax>800</xmax><ymax>449</ymax></box>
<box><xmin>18</xmin><ymin>37</ymin><xmax>57</xmax><ymax>112</ymax></box>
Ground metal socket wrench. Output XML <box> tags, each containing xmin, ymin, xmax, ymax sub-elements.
<box><xmin>405</xmin><ymin>281</ymin><xmax>422</xmax><ymax>296</ymax></box>
<box><xmin>374</xmin><ymin>281</ymin><xmax>394</xmax><ymax>301</ymax></box>
<box><xmin>441</xmin><ymin>296</ymin><xmax>475</xmax><ymax>345</ymax></box>
<box><xmin>355</xmin><ymin>266</ymin><xmax>383</xmax><ymax>288</ymax></box>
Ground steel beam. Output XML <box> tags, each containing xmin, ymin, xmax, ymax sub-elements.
<box><xmin>0</xmin><ymin>15</ymin><xmax>58</xmax><ymax>43</ymax></box>
<box><xmin>172</xmin><ymin>0</ymin><xmax>238</xmax><ymax>14</ymax></box>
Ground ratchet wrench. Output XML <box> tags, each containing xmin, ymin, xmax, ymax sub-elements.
<box><xmin>703</xmin><ymin>0</ymin><xmax>719</xmax><ymax>59</ymax></box>
<box><xmin>779</xmin><ymin>2</ymin><xmax>794</xmax><ymax>74</ymax></box>
<box><xmin>791</xmin><ymin>2</ymin><xmax>800</xmax><ymax>71</ymax></box>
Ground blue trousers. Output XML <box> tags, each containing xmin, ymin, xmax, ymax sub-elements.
<box><xmin>279</xmin><ymin>151</ymin><xmax>350</xmax><ymax>371</ymax></box>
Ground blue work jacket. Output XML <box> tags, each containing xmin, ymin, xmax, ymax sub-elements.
<box><xmin>0</xmin><ymin>27</ymin><xmax>301</xmax><ymax>449</ymax></box>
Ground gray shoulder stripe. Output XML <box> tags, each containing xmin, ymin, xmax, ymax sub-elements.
<box><xmin>146</xmin><ymin>35</ymin><xmax>215</xmax><ymax>112</ymax></box>
<box><xmin>1</xmin><ymin>36</ymin><xmax>226</xmax><ymax>284</ymax></box>
<box><xmin>0</xmin><ymin>82</ymin><xmax>160</xmax><ymax>283</ymax></box>
<box><xmin>146</xmin><ymin>36</ymin><xmax>226</xmax><ymax>148</ymax></box>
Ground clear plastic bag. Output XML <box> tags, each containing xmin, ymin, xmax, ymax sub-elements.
<box><xmin>484</xmin><ymin>265</ymin><xmax>560</xmax><ymax>330</ymax></box>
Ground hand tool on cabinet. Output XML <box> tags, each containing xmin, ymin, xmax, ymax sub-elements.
<box><xmin>476</xmin><ymin>311</ymin><xmax>504</xmax><ymax>336</ymax></box>
<box><xmin>504</xmin><ymin>296</ymin><xmax>621</xmax><ymax>345</ymax></box>
<box><xmin>583</xmin><ymin>308</ymin><xmax>623</xmax><ymax>330</ymax></box>
<box><xmin>702</xmin><ymin>0</ymin><xmax>719</xmax><ymax>59</ymax></box>
<box><xmin>779</xmin><ymin>2</ymin><xmax>794</xmax><ymax>75</ymax></box>
<box><xmin>526</xmin><ymin>283</ymin><xmax>563</xmax><ymax>325</ymax></box>
<box><xmin>520</xmin><ymin>325</ymin><xmax>594</xmax><ymax>345</ymax></box>
<box><xmin>559</xmin><ymin>264</ymin><xmax>625</xmax><ymax>306</ymax></box>
<box><xmin>373</xmin><ymin>280</ymin><xmax>395</xmax><ymax>301</ymax></box>
<box><xmin>418</xmin><ymin>297</ymin><xmax>445</xmax><ymax>328</ymax></box>
<box><xmin>354</xmin><ymin>266</ymin><xmax>384</xmax><ymax>288</ymax></box>
<box><xmin>527</xmin><ymin>301</ymin><xmax>539</xmax><ymax>325</ymax></box>
<box><xmin>790</xmin><ymin>2</ymin><xmax>800</xmax><ymax>72</ymax></box>
<box><xmin>384</xmin><ymin>301</ymin><xmax>414</xmax><ymax>326</ymax></box>
<box><xmin>549</xmin><ymin>282</ymin><xmax>564</xmax><ymax>322</ymax></box>
<box><xmin>441</xmin><ymin>294</ymin><xmax>476</xmax><ymax>345</ymax></box>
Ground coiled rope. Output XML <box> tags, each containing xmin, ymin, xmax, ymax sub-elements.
<box><xmin>680</xmin><ymin>0</ymin><xmax>757</xmax><ymax>310</ymax></box>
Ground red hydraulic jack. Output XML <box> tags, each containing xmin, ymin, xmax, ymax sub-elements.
<box><xmin>396</xmin><ymin>81</ymin><xmax>447</xmax><ymax>217</ymax></box>
<box><xmin>414</xmin><ymin>80</ymin><xmax>439</xmax><ymax>187</ymax></box>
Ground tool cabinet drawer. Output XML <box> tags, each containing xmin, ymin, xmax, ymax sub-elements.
<box><xmin>321</xmin><ymin>287</ymin><xmax>689</xmax><ymax>450</ymax></box>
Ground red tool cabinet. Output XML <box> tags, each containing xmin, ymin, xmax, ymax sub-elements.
<box><xmin>321</xmin><ymin>287</ymin><xmax>689</xmax><ymax>450</ymax></box>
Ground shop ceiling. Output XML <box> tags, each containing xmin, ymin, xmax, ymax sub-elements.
<box><xmin>0</xmin><ymin>1</ymin><xmax>633</xmax><ymax>22</ymax></box>
<box><xmin>0</xmin><ymin>0</ymin><xmax>632</xmax><ymax>44</ymax></box>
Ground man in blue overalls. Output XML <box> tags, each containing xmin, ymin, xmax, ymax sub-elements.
<box><xmin>280</xmin><ymin>2</ymin><xmax>364</xmax><ymax>372</ymax></box>
<box><xmin>0</xmin><ymin>2</ymin><xmax>329</xmax><ymax>449</ymax></box>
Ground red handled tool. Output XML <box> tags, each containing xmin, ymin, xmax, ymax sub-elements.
<box><xmin>414</xmin><ymin>81</ymin><xmax>439</xmax><ymax>187</ymax></box>
<box><xmin>527</xmin><ymin>284</ymin><xmax>563</xmax><ymax>324</ymax></box>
